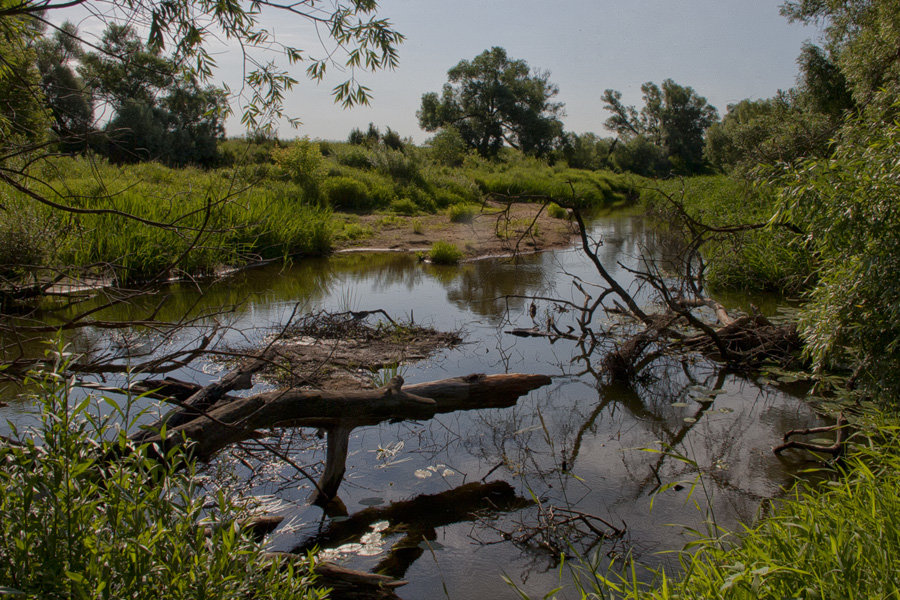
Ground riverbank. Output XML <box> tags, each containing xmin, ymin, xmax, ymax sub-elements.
<box><xmin>332</xmin><ymin>199</ymin><xmax>579</xmax><ymax>259</ymax></box>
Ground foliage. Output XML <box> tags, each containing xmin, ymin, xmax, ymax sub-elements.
<box><xmin>546</xmin><ymin>202</ymin><xmax>569</xmax><ymax>219</ymax></box>
<box><xmin>772</xmin><ymin>115</ymin><xmax>900</xmax><ymax>395</ymax></box>
<box><xmin>427</xmin><ymin>126</ymin><xmax>469</xmax><ymax>167</ymax></box>
<box><xmin>558</xmin><ymin>419</ymin><xmax>900</xmax><ymax>600</ymax></box>
<box><xmin>77</xmin><ymin>24</ymin><xmax>227</xmax><ymax>166</ymax></box>
<box><xmin>0</xmin><ymin>358</ymin><xmax>325</xmax><ymax>599</ymax></box>
<box><xmin>418</xmin><ymin>47</ymin><xmax>565</xmax><ymax>157</ymax></box>
<box><xmin>321</xmin><ymin>175</ymin><xmax>373</xmax><ymax>210</ymax></box>
<box><xmin>782</xmin><ymin>0</ymin><xmax>900</xmax><ymax>113</ymax></box>
<box><xmin>429</xmin><ymin>241</ymin><xmax>462</xmax><ymax>265</ymax></box>
<box><xmin>0</xmin><ymin>14</ymin><xmax>50</xmax><ymax>152</ymax></box>
<box><xmin>557</xmin><ymin>132</ymin><xmax>615</xmax><ymax>171</ymax></box>
<box><xmin>603</xmin><ymin>80</ymin><xmax>718</xmax><ymax>174</ymax></box>
<box><xmin>33</xmin><ymin>21</ymin><xmax>93</xmax><ymax>153</ymax></box>
<box><xmin>272</xmin><ymin>138</ymin><xmax>328</xmax><ymax>202</ymax></box>
<box><xmin>448</xmin><ymin>203</ymin><xmax>478</xmax><ymax>223</ymax></box>
<box><xmin>2</xmin><ymin>157</ymin><xmax>332</xmax><ymax>283</ymax></box>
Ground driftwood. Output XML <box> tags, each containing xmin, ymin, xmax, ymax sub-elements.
<box><xmin>294</xmin><ymin>481</ymin><xmax>528</xmax><ymax>579</ymax></box>
<box><xmin>266</xmin><ymin>554</ymin><xmax>407</xmax><ymax>600</ymax></box>
<box><xmin>773</xmin><ymin>413</ymin><xmax>849</xmax><ymax>458</ymax></box>
<box><xmin>136</xmin><ymin>372</ymin><xmax>552</xmax><ymax>504</ymax></box>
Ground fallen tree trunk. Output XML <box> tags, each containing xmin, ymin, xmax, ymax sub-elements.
<box><xmin>137</xmin><ymin>373</ymin><xmax>552</xmax><ymax>503</ymax></box>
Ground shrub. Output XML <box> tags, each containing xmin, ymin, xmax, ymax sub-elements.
<box><xmin>321</xmin><ymin>176</ymin><xmax>371</xmax><ymax>210</ymax></box>
<box><xmin>429</xmin><ymin>241</ymin><xmax>462</xmax><ymax>265</ymax></box>
<box><xmin>432</xmin><ymin>188</ymin><xmax>465</xmax><ymax>208</ymax></box>
<box><xmin>428</xmin><ymin>126</ymin><xmax>468</xmax><ymax>167</ymax></box>
<box><xmin>0</xmin><ymin>358</ymin><xmax>323</xmax><ymax>600</ymax></box>
<box><xmin>546</xmin><ymin>202</ymin><xmax>569</xmax><ymax>219</ymax></box>
<box><xmin>370</xmin><ymin>147</ymin><xmax>421</xmax><ymax>182</ymax></box>
<box><xmin>389</xmin><ymin>197</ymin><xmax>419</xmax><ymax>215</ymax></box>
<box><xmin>271</xmin><ymin>138</ymin><xmax>327</xmax><ymax>201</ymax></box>
<box><xmin>333</xmin><ymin>144</ymin><xmax>374</xmax><ymax>168</ymax></box>
<box><xmin>448</xmin><ymin>203</ymin><xmax>478</xmax><ymax>223</ymax></box>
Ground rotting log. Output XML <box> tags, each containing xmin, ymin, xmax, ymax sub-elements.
<box><xmin>137</xmin><ymin>372</ymin><xmax>552</xmax><ymax>503</ymax></box>
<box><xmin>294</xmin><ymin>480</ymin><xmax>529</xmax><ymax>580</ymax></box>
<box><xmin>266</xmin><ymin>554</ymin><xmax>407</xmax><ymax>600</ymax></box>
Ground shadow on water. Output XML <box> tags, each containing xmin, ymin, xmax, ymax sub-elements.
<box><xmin>0</xmin><ymin>214</ymin><xmax>826</xmax><ymax>599</ymax></box>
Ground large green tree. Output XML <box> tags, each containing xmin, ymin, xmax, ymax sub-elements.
<box><xmin>417</xmin><ymin>47</ymin><xmax>565</xmax><ymax>158</ymax></box>
<box><xmin>79</xmin><ymin>24</ymin><xmax>227</xmax><ymax>166</ymax></box>
<box><xmin>602</xmin><ymin>79</ymin><xmax>718</xmax><ymax>174</ymax></box>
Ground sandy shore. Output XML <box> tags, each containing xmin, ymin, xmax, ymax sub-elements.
<box><xmin>332</xmin><ymin>200</ymin><xmax>578</xmax><ymax>259</ymax></box>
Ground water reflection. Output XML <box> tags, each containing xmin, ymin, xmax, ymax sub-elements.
<box><xmin>0</xmin><ymin>214</ymin><xmax>825</xmax><ymax>599</ymax></box>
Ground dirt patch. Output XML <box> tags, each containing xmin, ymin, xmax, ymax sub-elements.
<box><xmin>333</xmin><ymin>200</ymin><xmax>577</xmax><ymax>259</ymax></box>
<box><xmin>263</xmin><ymin>310</ymin><xmax>462</xmax><ymax>391</ymax></box>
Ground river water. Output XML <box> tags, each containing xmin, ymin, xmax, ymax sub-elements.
<box><xmin>0</xmin><ymin>213</ymin><xmax>823</xmax><ymax>598</ymax></box>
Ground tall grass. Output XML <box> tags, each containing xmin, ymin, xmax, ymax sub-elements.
<box><xmin>7</xmin><ymin>157</ymin><xmax>332</xmax><ymax>283</ymax></box>
<box><xmin>0</xmin><ymin>354</ymin><xmax>324</xmax><ymax>599</ymax></box>
<box><xmin>559</xmin><ymin>421</ymin><xmax>900</xmax><ymax>599</ymax></box>
<box><xmin>640</xmin><ymin>176</ymin><xmax>814</xmax><ymax>294</ymax></box>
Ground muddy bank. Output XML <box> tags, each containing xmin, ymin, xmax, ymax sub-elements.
<box><xmin>333</xmin><ymin>200</ymin><xmax>577</xmax><ymax>259</ymax></box>
<box><xmin>261</xmin><ymin>310</ymin><xmax>462</xmax><ymax>390</ymax></box>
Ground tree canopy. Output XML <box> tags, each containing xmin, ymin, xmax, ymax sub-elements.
<box><xmin>418</xmin><ymin>47</ymin><xmax>565</xmax><ymax>158</ymax></box>
<box><xmin>602</xmin><ymin>79</ymin><xmax>718</xmax><ymax>174</ymax></box>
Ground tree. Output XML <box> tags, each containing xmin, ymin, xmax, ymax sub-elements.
<box><xmin>782</xmin><ymin>0</ymin><xmax>900</xmax><ymax>112</ymax></box>
<box><xmin>33</xmin><ymin>21</ymin><xmax>93</xmax><ymax>153</ymax></box>
<box><xmin>417</xmin><ymin>47</ymin><xmax>565</xmax><ymax>158</ymax></box>
<box><xmin>0</xmin><ymin>14</ymin><xmax>50</xmax><ymax>152</ymax></box>
<box><xmin>602</xmin><ymin>79</ymin><xmax>718</xmax><ymax>174</ymax></box>
<box><xmin>0</xmin><ymin>0</ymin><xmax>403</xmax><ymax>373</ymax></box>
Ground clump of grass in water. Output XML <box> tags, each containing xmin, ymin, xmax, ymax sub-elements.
<box><xmin>429</xmin><ymin>241</ymin><xmax>463</xmax><ymax>265</ymax></box>
<box><xmin>369</xmin><ymin>362</ymin><xmax>406</xmax><ymax>387</ymax></box>
<box><xmin>547</xmin><ymin>201</ymin><xmax>569</xmax><ymax>219</ymax></box>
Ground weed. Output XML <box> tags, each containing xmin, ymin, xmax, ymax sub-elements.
<box><xmin>0</xmin><ymin>353</ymin><xmax>323</xmax><ymax>599</ymax></box>
<box><xmin>448</xmin><ymin>203</ymin><xmax>478</xmax><ymax>223</ymax></box>
<box><xmin>429</xmin><ymin>241</ymin><xmax>463</xmax><ymax>265</ymax></box>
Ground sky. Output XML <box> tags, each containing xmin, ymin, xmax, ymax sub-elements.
<box><xmin>72</xmin><ymin>1</ymin><xmax>823</xmax><ymax>142</ymax></box>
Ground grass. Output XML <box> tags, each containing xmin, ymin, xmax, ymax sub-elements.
<box><xmin>0</xmin><ymin>354</ymin><xmax>324</xmax><ymax>600</ymax></box>
<box><xmin>1</xmin><ymin>141</ymin><xmax>638</xmax><ymax>286</ymax></box>
<box><xmin>429</xmin><ymin>241</ymin><xmax>463</xmax><ymax>265</ymax></box>
<box><xmin>639</xmin><ymin>175</ymin><xmax>814</xmax><ymax>294</ymax></box>
<box><xmin>448</xmin><ymin>203</ymin><xmax>478</xmax><ymax>223</ymax></box>
<box><xmin>558</xmin><ymin>419</ymin><xmax>900</xmax><ymax>600</ymax></box>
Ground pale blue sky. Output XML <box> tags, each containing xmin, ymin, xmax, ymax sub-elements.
<box><xmin>216</xmin><ymin>1</ymin><xmax>822</xmax><ymax>141</ymax></box>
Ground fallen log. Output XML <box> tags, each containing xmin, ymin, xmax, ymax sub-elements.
<box><xmin>266</xmin><ymin>554</ymin><xmax>407</xmax><ymax>600</ymax></box>
<box><xmin>137</xmin><ymin>372</ymin><xmax>552</xmax><ymax>503</ymax></box>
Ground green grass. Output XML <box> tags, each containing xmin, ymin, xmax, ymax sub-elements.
<box><xmin>639</xmin><ymin>175</ymin><xmax>814</xmax><ymax>294</ymax></box>
<box><xmin>448</xmin><ymin>202</ymin><xmax>478</xmax><ymax>223</ymax></box>
<box><xmin>560</xmin><ymin>420</ymin><xmax>900</xmax><ymax>600</ymax></box>
<box><xmin>429</xmin><ymin>241</ymin><xmax>463</xmax><ymax>265</ymax></box>
<box><xmin>0</xmin><ymin>356</ymin><xmax>324</xmax><ymax>600</ymax></box>
<box><xmin>1</xmin><ymin>142</ymin><xmax>638</xmax><ymax>285</ymax></box>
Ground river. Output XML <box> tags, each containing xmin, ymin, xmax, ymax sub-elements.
<box><xmin>0</xmin><ymin>212</ymin><xmax>824</xmax><ymax>599</ymax></box>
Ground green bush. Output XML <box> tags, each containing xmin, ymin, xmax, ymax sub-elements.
<box><xmin>0</xmin><ymin>357</ymin><xmax>324</xmax><ymax>600</ymax></box>
<box><xmin>333</xmin><ymin>144</ymin><xmax>374</xmax><ymax>169</ymax></box>
<box><xmin>448</xmin><ymin>203</ymin><xmax>478</xmax><ymax>223</ymax></box>
<box><xmin>271</xmin><ymin>138</ymin><xmax>327</xmax><ymax>201</ymax></box>
<box><xmin>546</xmin><ymin>202</ymin><xmax>569</xmax><ymax>219</ymax></box>
<box><xmin>388</xmin><ymin>197</ymin><xmax>419</xmax><ymax>215</ymax></box>
<box><xmin>370</xmin><ymin>147</ymin><xmax>421</xmax><ymax>182</ymax></box>
<box><xmin>429</xmin><ymin>241</ymin><xmax>463</xmax><ymax>265</ymax></box>
<box><xmin>321</xmin><ymin>176</ymin><xmax>371</xmax><ymax>210</ymax></box>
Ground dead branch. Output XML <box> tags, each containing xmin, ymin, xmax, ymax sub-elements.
<box><xmin>773</xmin><ymin>413</ymin><xmax>849</xmax><ymax>458</ymax></box>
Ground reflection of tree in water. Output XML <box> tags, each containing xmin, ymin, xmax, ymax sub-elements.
<box><xmin>440</xmin><ymin>257</ymin><xmax>552</xmax><ymax>320</ymax></box>
<box><xmin>456</xmin><ymin>333</ymin><xmax>823</xmax><ymax>570</ymax></box>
